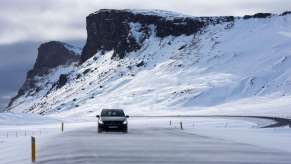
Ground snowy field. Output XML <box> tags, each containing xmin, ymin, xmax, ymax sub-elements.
<box><xmin>0</xmin><ymin>113</ymin><xmax>291</xmax><ymax>164</ymax></box>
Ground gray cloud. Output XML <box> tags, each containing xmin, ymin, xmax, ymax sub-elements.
<box><xmin>0</xmin><ymin>0</ymin><xmax>290</xmax><ymax>44</ymax></box>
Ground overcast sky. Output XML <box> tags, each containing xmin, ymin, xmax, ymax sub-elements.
<box><xmin>0</xmin><ymin>0</ymin><xmax>290</xmax><ymax>110</ymax></box>
<box><xmin>1</xmin><ymin>0</ymin><xmax>290</xmax><ymax>44</ymax></box>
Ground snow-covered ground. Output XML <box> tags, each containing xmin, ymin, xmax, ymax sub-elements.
<box><xmin>0</xmin><ymin>113</ymin><xmax>291</xmax><ymax>164</ymax></box>
<box><xmin>0</xmin><ymin>113</ymin><xmax>59</xmax><ymax>125</ymax></box>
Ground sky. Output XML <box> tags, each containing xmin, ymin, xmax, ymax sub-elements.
<box><xmin>0</xmin><ymin>0</ymin><xmax>290</xmax><ymax>110</ymax></box>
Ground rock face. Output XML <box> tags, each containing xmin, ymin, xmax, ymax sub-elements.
<box><xmin>81</xmin><ymin>9</ymin><xmax>234</xmax><ymax>62</ymax></box>
<box><xmin>7</xmin><ymin>41</ymin><xmax>80</xmax><ymax>107</ymax></box>
<box><xmin>33</xmin><ymin>41</ymin><xmax>79</xmax><ymax>73</ymax></box>
<box><xmin>55</xmin><ymin>74</ymin><xmax>68</xmax><ymax>89</ymax></box>
<box><xmin>281</xmin><ymin>11</ymin><xmax>291</xmax><ymax>16</ymax></box>
<box><xmin>243</xmin><ymin>13</ymin><xmax>272</xmax><ymax>19</ymax></box>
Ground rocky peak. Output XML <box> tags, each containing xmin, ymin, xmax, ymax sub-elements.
<box><xmin>81</xmin><ymin>9</ymin><xmax>234</xmax><ymax>62</ymax></box>
<box><xmin>7</xmin><ymin>41</ymin><xmax>80</xmax><ymax>107</ymax></box>
<box><xmin>33</xmin><ymin>41</ymin><xmax>79</xmax><ymax>73</ymax></box>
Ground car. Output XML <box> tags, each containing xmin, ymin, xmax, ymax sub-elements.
<box><xmin>96</xmin><ymin>109</ymin><xmax>129</xmax><ymax>133</ymax></box>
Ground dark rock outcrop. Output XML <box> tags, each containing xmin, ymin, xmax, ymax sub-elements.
<box><xmin>81</xmin><ymin>9</ymin><xmax>234</xmax><ymax>62</ymax></box>
<box><xmin>56</xmin><ymin>74</ymin><xmax>68</xmax><ymax>89</ymax></box>
<box><xmin>136</xmin><ymin>61</ymin><xmax>145</xmax><ymax>67</ymax></box>
<box><xmin>7</xmin><ymin>41</ymin><xmax>80</xmax><ymax>107</ymax></box>
<box><xmin>32</xmin><ymin>41</ymin><xmax>79</xmax><ymax>76</ymax></box>
<box><xmin>243</xmin><ymin>13</ymin><xmax>272</xmax><ymax>19</ymax></box>
<box><xmin>281</xmin><ymin>11</ymin><xmax>291</xmax><ymax>16</ymax></box>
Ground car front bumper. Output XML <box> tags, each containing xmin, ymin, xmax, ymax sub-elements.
<box><xmin>98</xmin><ymin>123</ymin><xmax>127</xmax><ymax>130</ymax></box>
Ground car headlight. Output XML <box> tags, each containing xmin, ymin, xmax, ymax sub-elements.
<box><xmin>122</xmin><ymin>120</ymin><xmax>127</xmax><ymax>124</ymax></box>
<box><xmin>98</xmin><ymin>119</ymin><xmax>104</xmax><ymax>124</ymax></box>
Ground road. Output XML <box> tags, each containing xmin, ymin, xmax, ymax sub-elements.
<box><xmin>36</xmin><ymin>121</ymin><xmax>291</xmax><ymax>164</ymax></box>
<box><xmin>131</xmin><ymin>115</ymin><xmax>291</xmax><ymax>128</ymax></box>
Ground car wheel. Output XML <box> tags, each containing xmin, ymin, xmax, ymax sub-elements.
<box><xmin>98</xmin><ymin>127</ymin><xmax>102</xmax><ymax>133</ymax></box>
<box><xmin>123</xmin><ymin>126</ymin><xmax>128</xmax><ymax>133</ymax></box>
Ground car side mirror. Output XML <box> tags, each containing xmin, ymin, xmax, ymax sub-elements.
<box><xmin>126</xmin><ymin>115</ymin><xmax>129</xmax><ymax>118</ymax></box>
<box><xmin>96</xmin><ymin>115</ymin><xmax>100</xmax><ymax>118</ymax></box>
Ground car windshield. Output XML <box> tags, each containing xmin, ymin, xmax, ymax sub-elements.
<box><xmin>101</xmin><ymin>110</ymin><xmax>125</xmax><ymax>117</ymax></box>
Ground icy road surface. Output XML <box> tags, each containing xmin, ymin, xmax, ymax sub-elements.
<box><xmin>34</xmin><ymin>118</ymin><xmax>291</xmax><ymax>164</ymax></box>
<box><xmin>1</xmin><ymin>116</ymin><xmax>291</xmax><ymax>164</ymax></box>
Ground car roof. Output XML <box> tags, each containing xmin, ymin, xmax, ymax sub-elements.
<box><xmin>101</xmin><ymin>109</ymin><xmax>124</xmax><ymax>112</ymax></box>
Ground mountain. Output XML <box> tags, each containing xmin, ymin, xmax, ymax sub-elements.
<box><xmin>7</xmin><ymin>41</ymin><xmax>81</xmax><ymax>109</ymax></box>
<box><xmin>6</xmin><ymin>9</ymin><xmax>291</xmax><ymax>117</ymax></box>
<box><xmin>81</xmin><ymin>9</ymin><xmax>233</xmax><ymax>62</ymax></box>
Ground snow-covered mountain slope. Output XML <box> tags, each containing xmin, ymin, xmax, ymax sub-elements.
<box><xmin>7</xmin><ymin>41</ymin><xmax>81</xmax><ymax>110</ymax></box>
<box><xmin>7</xmin><ymin>10</ymin><xmax>291</xmax><ymax>117</ymax></box>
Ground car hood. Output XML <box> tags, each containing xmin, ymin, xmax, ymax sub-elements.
<box><xmin>101</xmin><ymin>117</ymin><xmax>126</xmax><ymax>121</ymax></box>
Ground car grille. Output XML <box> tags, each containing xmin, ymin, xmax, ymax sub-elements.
<box><xmin>103</xmin><ymin>121</ymin><xmax>123</xmax><ymax>125</ymax></box>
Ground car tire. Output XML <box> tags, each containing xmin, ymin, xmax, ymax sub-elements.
<box><xmin>98</xmin><ymin>127</ymin><xmax>102</xmax><ymax>133</ymax></box>
<box><xmin>123</xmin><ymin>126</ymin><xmax>128</xmax><ymax>133</ymax></box>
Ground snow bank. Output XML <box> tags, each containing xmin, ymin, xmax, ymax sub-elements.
<box><xmin>0</xmin><ymin>113</ymin><xmax>59</xmax><ymax>125</ymax></box>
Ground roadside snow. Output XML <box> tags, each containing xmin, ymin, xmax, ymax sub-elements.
<box><xmin>0</xmin><ymin>113</ymin><xmax>59</xmax><ymax>125</ymax></box>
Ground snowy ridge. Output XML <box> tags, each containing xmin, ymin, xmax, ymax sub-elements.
<box><xmin>10</xmin><ymin>64</ymin><xmax>76</xmax><ymax>113</ymax></box>
<box><xmin>8</xmin><ymin>12</ymin><xmax>291</xmax><ymax>118</ymax></box>
<box><xmin>126</xmin><ymin>9</ymin><xmax>192</xmax><ymax>19</ymax></box>
<box><xmin>64</xmin><ymin>44</ymin><xmax>82</xmax><ymax>55</ymax></box>
<box><xmin>93</xmin><ymin>9</ymin><xmax>192</xmax><ymax>19</ymax></box>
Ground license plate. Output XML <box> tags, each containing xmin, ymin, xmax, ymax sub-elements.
<box><xmin>108</xmin><ymin>126</ymin><xmax>118</xmax><ymax>128</ymax></box>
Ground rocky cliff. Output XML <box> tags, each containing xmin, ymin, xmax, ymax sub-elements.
<box><xmin>81</xmin><ymin>9</ymin><xmax>234</xmax><ymax>62</ymax></box>
<box><xmin>8</xmin><ymin>41</ymin><xmax>80</xmax><ymax>107</ymax></box>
